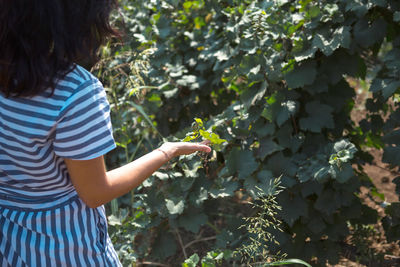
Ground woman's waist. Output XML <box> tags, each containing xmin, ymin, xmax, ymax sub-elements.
<box><xmin>0</xmin><ymin>186</ymin><xmax>79</xmax><ymax>211</ymax></box>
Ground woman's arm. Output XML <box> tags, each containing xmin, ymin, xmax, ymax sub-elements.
<box><xmin>64</xmin><ymin>142</ymin><xmax>211</xmax><ymax>208</ymax></box>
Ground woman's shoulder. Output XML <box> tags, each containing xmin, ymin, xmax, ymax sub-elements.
<box><xmin>60</xmin><ymin>64</ymin><xmax>99</xmax><ymax>89</ymax></box>
<box><xmin>54</xmin><ymin>64</ymin><xmax>103</xmax><ymax>99</ymax></box>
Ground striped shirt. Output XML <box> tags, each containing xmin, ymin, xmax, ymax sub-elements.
<box><xmin>0</xmin><ymin>65</ymin><xmax>121</xmax><ymax>266</ymax></box>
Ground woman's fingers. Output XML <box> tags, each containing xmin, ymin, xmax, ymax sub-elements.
<box><xmin>200</xmin><ymin>140</ymin><xmax>211</xmax><ymax>146</ymax></box>
<box><xmin>159</xmin><ymin>142</ymin><xmax>211</xmax><ymax>158</ymax></box>
<box><xmin>195</xmin><ymin>143</ymin><xmax>211</xmax><ymax>153</ymax></box>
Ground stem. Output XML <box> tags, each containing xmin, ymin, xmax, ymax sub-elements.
<box><xmin>206</xmin><ymin>222</ymin><xmax>221</xmax><ymax>234</ymax></box>
<box><xmin>183</xmin><ymin>236</ymin><xmax>217</xmax><ymax>250</ymax></box>
<box><xmin>174</xmin><ymin>228</ymin><xmax>188</xmax><ymax>259</ymax></box>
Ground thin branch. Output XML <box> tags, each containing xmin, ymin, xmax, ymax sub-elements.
<box><xmin>174</xmin><ymin>228</ymin><xmax>188</xmax><ymax>259</ymax></box>
<box><xmin>183</xmin><ymin>236</ymin><xmax>217</xmax><ymax>250</ymax></box>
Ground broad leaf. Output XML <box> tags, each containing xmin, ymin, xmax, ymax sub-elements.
<box><xmin>278</xmin><ymin>192</ymin><xmax>308</xmax><ymax>227</ymax></box>
<box><xmin>354</xmin><ymin>18</ymin><xmax>387</xmax><ymax>47</ymax></box>
<box><xmin>284</xmin><ymin>60</ymin><xmax>317</xmax><ymax>88</ymax></box>
<box><xmin>178</xmin><ymin>210</ymin><xmax>208</xmax><ymax>233</ymax></box>
<box><xmin>299</xmin><ymin>101</ymin><xmax>334</xmax><ymax>132</ymax></box>
<box><xmin>165</xmin><ymin>199</ymin><xmax>185</xmax><ymax>215</ymax></box>
<box><xmin>226</xmin><ymin>147</ymin><xmax>259</xmax><ymax>179</ymax></box>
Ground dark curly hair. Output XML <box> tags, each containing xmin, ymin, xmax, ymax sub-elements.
<box><xmin>0</xmin><ymin>0</ymin><xmax>118</xmax><ymax>97</ymax></box>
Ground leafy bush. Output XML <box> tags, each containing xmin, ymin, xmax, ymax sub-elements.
<box><xmin>96</xmin><ymin>0</ymin><xmax>400</xmax><ymax>265</ymax></box>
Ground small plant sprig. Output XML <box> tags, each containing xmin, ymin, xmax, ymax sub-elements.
<box><xmin>183</xmin><ymin>118</ymin><xmax>227</xmax><ymax>146</ymax></box>
<box><xmin>182</xmin><ymin>118</ymin><xmax>227</xmax><ymax>175</ymax></box>
<box><xmin>235</xmin><ymin>178</ymin><xmax>312</xmax><ymax>267</ymax></box>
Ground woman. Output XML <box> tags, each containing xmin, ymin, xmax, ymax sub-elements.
<box><xmin>0</xmin><ymin>0</ymin><xmax>211</xmax><ymax>266</ymax></box>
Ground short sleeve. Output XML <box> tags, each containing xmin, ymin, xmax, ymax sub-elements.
<box><xmin>54</xmin><ymin>77</ymin><xmax>116</xmax><ymax>160</ymax></box>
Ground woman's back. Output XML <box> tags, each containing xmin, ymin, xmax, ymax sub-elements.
<box><xmin>0</xmin><ymin>65</ymin><xmax>121</xmax><ymax>266</ymax></box>
<box><xmin>0</xmin><ymin>65</ymin><xmax>115</xmax><ymax>210</ymax></box>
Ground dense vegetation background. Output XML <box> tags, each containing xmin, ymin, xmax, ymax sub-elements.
<box><xmin>94</xmin><ymin>0</ymin><xmax>400</xmax><ymax>266</ymax></box>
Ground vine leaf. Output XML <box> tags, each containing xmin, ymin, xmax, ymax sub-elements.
<box><xmin>299</xmin><ymin>101</ymin><xmax>334</xmax><ymax>132</ymax></box>
<box><xmin>226</xmin><ymin>147</ymin><xmax>259</xmax><ymax>180</ymax></box>
<box><xmin>241</xmin><ymin>81</ymin><xmax>268</xmax><ymax>109</ymax></box>
<box><xmin>152</xmin><ymin>232</ymin><xmax>177</xmax><ymax>260</ymax></box>
<box><xmin>278</xmin><ymin>192</ymin><xmax>308</xmax><ymax>227</ymax></box>
<box><xmin>209</xmin><ymin>178</ymin><xmax>239</xmax><ymax>198</ymax></box>
<box><xmin>383</xmin><ymin>146</ymin><xmax>400</xmax><ymax>166</ymax></box>
<box><xmin>165</xmin><ymin>199</ymin><xmax>185</xmax><ymax>215</ymax></box>
<box><xmin>258</xmin><ymin>137</ymin><xmax>284</xmax><ymax>160</ymax></box>
<box><xmin>353</xmin><ymin>17</ymin><xmax>387</xmax><ymax>47</ymax></box>
<box><xmin>284</xmin><ymin>60</ymin><xmax>317</xmax><ymax>88</ymax></box>
<box><xmin>182</xmin><ymin>253</ymin><xmax>200</xmax><ymax>267</ymax></box>
<box><xmin>312</xmin><ymin>26</ymin><xmax>351</xmax><ymax>56</ymax></box>
<box><xmin>370</xmin><ymin>78</ymin><xmax>400</xmax><ymax>100</ymax></box>
<box><xmin>178</xmin><ymin>210</ymin><xmax>208</xmax><ymax>233</ymax></box>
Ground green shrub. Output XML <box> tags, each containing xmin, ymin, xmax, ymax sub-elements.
<box><xmin>97</xmin><ymin>0</ymin><xmax>400</xmax><ymax>265</ymax></box>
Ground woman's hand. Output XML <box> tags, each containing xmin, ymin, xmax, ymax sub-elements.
<box><xmin>157</xmin><ymin>141</ymin><xmax>212</xmax><ymax>160</ymax></box>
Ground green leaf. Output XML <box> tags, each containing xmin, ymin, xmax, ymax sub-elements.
<box><xmin>183</xmin><ymin>133</ymin><xmax>199</xmax><ymax>142</ymax></box>
<box><xmin>314</xmin><ymin>189</ymin><xmax>340</xmax><ymax>215</ymax></box>
<box><xmin>226</xmin><ymin>147</ymin><xmax>259</xmax><ymax>179</ymax></box>
<box><xmin>320</xmin><ymin>51</ymin><xmax>362</xmax><ymax>84</ymax></box>
<box><xmin>253</xmin><ymin>120</ymin><xmax>275</xmax><ymax>138</ymax></box>
<box><xmin>155</xmin><ymin>16</ymin><xmax>172</xmax><ymax>39</ymax></box>
<box><xmin>152</xmin><ymin>232</ymin><xmax>177</xmax><ymax>260</ymax></box>
<box><xmin>267</xmin><ymin>152</ymin><xmax>298</xmax><ymax>177</ymax></box>
<box><xmin>382</xmin><ymin>146</ymin><xmax>400</xmax><ymax>166</ymax></box>
<box><xmin>284</xmin><ymin>60</ymin><xmax>317</xmax><ymax>89</ymax></box>
<box><xmin>383</xmin><ymin>130</ymin><xmax>400</xmax><ymax>145</ymax></box>
<box><xmin>215</xmin><ymin>230</ymin><xmax>235</xmax><ymax>249</ymax></box>
<box><xmin>307</xmin><ymin>6</ymin><xmax>320</xmax><ymax>18</ymax></box>
<box><xmin>277</xmin><ymin>100</ymin><xmax>298</xmax><ymax>126</ymax></box>
<box><xmin>258</xmin><ymin>137</ymin><xmax>284</xmax><ymax>160</ymax></box>
<box><xmin>330</xmin><ymin>163</ymin><xmax>354</xmax><ymax>183</ymax></box>
<box><xmin>209</xmin><ymin>177</ymin><xmax>239</xmax><ymax>198</ymax></box>
<box><xmin>345</xmin><ymin>1</ymin><xmax>368</xmax><ymax>17</ymax></box>
<box><xmin>354</xmin><ymin>18</ymin><xmax>387</xmax><ymax>47</ymax></box>
<box><xmin>199</xmin><ymin>129</ymin><xmax>227</xmax><ymax>145</ymax></box>
<box><xmin>329</xmin><ymin>140</ymin><xmax>357</xmax><ymax>167</ymax></box>
<box><xmin>301</xmin><ymin>181</ymin><xmax>323</xmax><ymax>197</ymax></box>
<box><xmin>304</xmin><ymin>75</ymin><xmax>329</xmax><ymax>94</ymax></box>
<box><xmin>194</xmin><ymin>118</ymin><xmax>204</xmax><ymax>128</ymax></box>
<box><xmin>165</xmin><ymin>199</ymin><xmax>185</xmax><ymax>215</ymax></box>
<box><xmin>394</xmin><ymin>11</ymin><xmax>400</xmax><ymax>22</ymax></box>
<box><xmin>370</xmin><ymin>187</ymin><xmax>385</xmax><ymax>201</ymax></box>
<box><xmin>299</xmin><ymin>101</ymin><xmax>334</xmax><ymax>132</ymax></box>
<box><xmin>370</xmin><ymin>78</ymin><xmax>400</xmax><ymax>100</ymax></box>
<box><xmin>333</xmin><ymin>139</ymin><xmax>357</xmax><ymax>154</ymax></box>
<box><xmin>370</xmin><ymin>0</ymin><xmax>387</xmax><ymax>7</ymax></box>
<box><xmin>307</xmin><ymin>215</ymin><xmax>326</xmax><ymax>234</ymax></box>
<box><xmin>312</xmin><ymin>26</ymin><xmax>351</xmax><ymax>56</ymax></box>
<box><xmin>241</xmin><ymin>81</ymin><xmax>268</xmax><ymax>109</ymax></box>
<box><xmin>298</xmin><ymin>157</ymin><xmax>331</xmax><ymax>183</ymax></box>
<box><xmin>262</xmin><ymin>92</ymin><xmax>297</xmax><ymax>126</ymax></box>
<box><xmin>107</xmin><ymin>215</ymin><xmax>122</xmax><ymax>226</ymax></box>
<box><xmin>182</xmin><ymin>253</ymin><xmax>200</xmax><ymax>267</ymax></box>
<box><xmin>244</xmin><ymin>176</ymin><xmax>259</xmax><ymax>197</ymax></box>
<box><xmin>178</xmin><ymin>210</ymin><xmax>208</xmax><ymax>233</ymax></box>
<box><xmin>382</xmin><ymin>203</ymin><xmax>400</xmax><ymax>242</ymax></box>
<box><xmin>278</xmin><ymin>192</ymin><xmax>308</xmax><ymax>226</ymax></box>
<box><xmin>393</xmin><ymin>177</ymin><xmax>400</xmax><ymax>196</ymax></box>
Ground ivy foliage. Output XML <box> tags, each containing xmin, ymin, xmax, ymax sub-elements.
<box><xmin>98</xmin><ymin>0</ymin><xmax>400</xmax><ymax>265</ymax></box>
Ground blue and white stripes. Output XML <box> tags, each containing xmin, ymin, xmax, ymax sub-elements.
<box><xmin>0</xmin><ymin>197</ymin><xmax>121</xmax><ymax>266</ymax></box>
<box><xmin>0</xmin><ymin>65</ymin><xmax>121</xmax><ymax>266</ymax></box>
